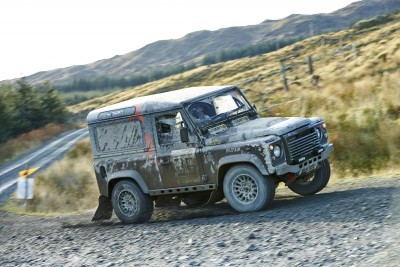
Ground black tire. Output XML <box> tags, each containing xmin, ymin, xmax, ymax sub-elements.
<box><xmin>288</xmin><ymin>159</ymin><xmax>331</xmax><ymax>196</ymax></box>
<box><xmin>111</xmin><ymin>180</ymin><xmax>153</xmax><ymax>224</ymax></box>
<box><xmin>223</xmin><ymin>165</ymin><xmax>275</xmax><ymax>212</ymax></box>
<box><xmin>181</xmin><ymin>192</ymin><xmax>211</xmax><ymax>207</ymax></box>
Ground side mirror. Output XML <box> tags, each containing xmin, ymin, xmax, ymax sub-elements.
<box><xmin>180</xmin><ymin>128</ymin><xmax>189</xmax><ymax>143</ymax></box>
<box><xmin>200</xmin><ymin>128</ymin><xmax>209</xmax><ymax>135</ymax></box>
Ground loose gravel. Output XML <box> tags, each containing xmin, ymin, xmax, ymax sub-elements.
<box><xmin>0</xmin><ymin>176</ymin><xmax>399</xmax><ymax>266</ymax></box>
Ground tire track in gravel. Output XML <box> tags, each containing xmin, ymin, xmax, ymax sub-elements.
<box><xmin>0</xmin><ymin>176</ymin><xmax>399</xmax><ymax>267</ymax></box>
<box><xmin>368</xmin><ymin>177</ymin><xmax>400</xmax><ymax>266</ymax></box>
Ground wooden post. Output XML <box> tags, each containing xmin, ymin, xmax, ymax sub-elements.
<box><xmin>280</xmin><ymin>59</ymin><xmax>289</xmax><ymax>91</ymax></box>
<box><xmin>339</xmin><ymin>38</ymin><xmax>345</xmax><ymax>62</ymax></box>
<box><xmin>307</xmin><ymin>55</ymin><xmax>314</xmax><ymax>75</ymax></box>
<box><xmin>352</xmin><ymin>43</ymin><xmax>358</xmax><ymax>60</ymax></box>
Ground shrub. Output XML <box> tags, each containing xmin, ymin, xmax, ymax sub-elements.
<box><xmin>27</xmin><ymin>139</ymin><xmax>98</xmax><ymax>214</ymax></box>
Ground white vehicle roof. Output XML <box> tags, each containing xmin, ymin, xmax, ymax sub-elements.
<box><xmin>87</xmin><ymin>85</ymin><xmax>236</xmax><ymax>124</ymax></box>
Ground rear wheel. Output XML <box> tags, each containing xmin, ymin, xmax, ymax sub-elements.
<box><xmin>112</xmin><ymin>180</ymin><xmax>153</xmax><ymax>224</ymax></box>
<box><xmin>288</xmin><ymin>159</ymin><xmax>331</xmax><ymax>195</ymax></box>
<box><xmin>223</xmin><ymin>165</ymin><xmax>275</xmax><ymax>212</ymax></box>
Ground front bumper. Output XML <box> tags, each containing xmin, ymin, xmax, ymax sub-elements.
<box><xmin>275</xmin><ymin>143</ymin><xmax>334</xmax><ymax>176</ymax></box>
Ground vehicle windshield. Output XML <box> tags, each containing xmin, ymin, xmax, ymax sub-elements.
<box><xmin>186</xmin><ymin>88</ymin><xmax>253</xmax><ymax>132</ymax></box>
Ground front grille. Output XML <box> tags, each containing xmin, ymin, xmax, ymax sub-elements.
<box><xmin>285</xmin><ymin>128</ymin><xmax>320</xmax><ymax>163</ymax></box>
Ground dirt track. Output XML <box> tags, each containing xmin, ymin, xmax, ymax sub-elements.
<box><xmin>0</xmin><ymin>176</ymin><xmax>399</xmax><ymax>266</ymax></box>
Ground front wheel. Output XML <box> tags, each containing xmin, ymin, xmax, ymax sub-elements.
<box><xmin>223</xmin><ymin>165</ymin><xmax>275</xmax><ymax>212</ymax></box>
<box><xmin>288</xmin><ymin>159</ymin><xmax>331</xmax><ymax>195</ymax></box>
<box><xmin>112</xmin><ymin>180</ymin><xmax>153</xmax><ymax>224</ymax></box>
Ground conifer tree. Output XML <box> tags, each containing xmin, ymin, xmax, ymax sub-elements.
<box><xmin>40</xmin><ymin>82</ymin><xmax>68</xmax><ymax>124</ymax></box>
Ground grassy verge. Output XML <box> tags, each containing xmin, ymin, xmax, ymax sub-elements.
<box><xmin>2</xmin><ymin>139</ymin><xmax>99</xmax><ymax>215</ymax></box>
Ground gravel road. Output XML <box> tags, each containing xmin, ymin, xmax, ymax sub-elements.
<box><xmin>0</xmin><ymin>176</ymin><xmax>399</xmax><ymax>267</ymax></box>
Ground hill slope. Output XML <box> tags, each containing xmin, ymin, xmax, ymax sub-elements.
<box><xmin>71</xmin><ymin>12</ymin><xmax>400</xmax><ymax>174</ymax></box>
<box><xmin>10</xmin><ymin>0</ymin><xmax>400</xmax><ymax>85</ymax></box>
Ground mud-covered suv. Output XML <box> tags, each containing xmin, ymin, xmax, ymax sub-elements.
<box><xmin>87</xmin><ymin>85</ymin><xmax>333</xmax><ymax>223</ymax></box>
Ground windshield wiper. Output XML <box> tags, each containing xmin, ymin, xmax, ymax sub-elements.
<box><xmin>200</xmin><ymin>113</ymin><xmax>228</xmax><ymax>129</ymax></box>
<box><xmin>211</xmin><ymin>112</ymin><xmax>228</xmax><ymax>121</ymax></box>
<box><xmin>227</xmin><ymin>107</ymin><xmax>243</xmax><ymax>117</ymax></box>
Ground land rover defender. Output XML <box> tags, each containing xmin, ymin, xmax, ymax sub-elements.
<box><xmin>87</xmin><ymin>85</ymin><xmax>333</xmax><ymax>223</ymax></box>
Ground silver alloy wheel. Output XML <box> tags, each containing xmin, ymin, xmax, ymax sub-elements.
<box><xmin>232</xmin><ymin>174</ymin><xmax>259</xmax><ymax>204</ymax></box>
<box><xmin>118</xmin><ymin>190</ymin><xmax>138</xmax><ymax>216</ymax></box>
<box><xmin>224</xmin><ymin>165</ymin><xmax>275</xmax><ymax>212</ymax></box>
<box><xmin>112</xmin><ymin>180</ymin><xmax>154</xmax><ymax>224</ymax></box>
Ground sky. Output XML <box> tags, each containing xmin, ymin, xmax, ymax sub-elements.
<box><xmin>0</xmin><ymin>0</ymin><xmax>358</xmax><ymax>82</ymax></box>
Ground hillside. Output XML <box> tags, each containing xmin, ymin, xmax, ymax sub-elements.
<box><xmin>71</xmin><ymin>12</ymin><xmax>400</xmax><ymax>175</ymax></box>
<box><xmin>6</xmin><ymin>0</ymin><xmax>400</xmax><ymax>86</ymax></box>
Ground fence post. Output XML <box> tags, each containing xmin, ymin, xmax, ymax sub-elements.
<box><xmin>352</xmin><ymin>43</ymin><xmax>358</xmax><ymax>60</ymax></box>
<box><xmin>307</xmin><ymin>55</ymin><xmax>314</xmax><ymax>75</ymax></box>
<box><xmin>280</xmin><ymin>59</ymin><xmax>289</xmax><ymax>91</ymax></box>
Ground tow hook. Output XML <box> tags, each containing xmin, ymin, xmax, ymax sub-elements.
<box><xmin>285</xmin><ymin>173</ymin><xmax>297</xmax><ymax>186</ymax></box>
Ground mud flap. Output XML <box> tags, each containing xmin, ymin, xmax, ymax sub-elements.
<box><xmin>92</xmin><ymin>195</ymin><xmax>113</xmax><ymax>221</ymax></box>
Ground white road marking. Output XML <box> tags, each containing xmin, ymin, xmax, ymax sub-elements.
<box><xmin>0</xmin><ymin>128</ymin><xmax>86</xmax><ymax>177</ymax></box>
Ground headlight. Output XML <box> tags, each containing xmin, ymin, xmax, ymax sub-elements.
<box><xmin>269</xmin><ymin>144</ymin><xmax>281</xmax><ymax>158</ymax></box>
<box><xmin>273</xmin><ymin>145</ymin><xmax>281</xmax><ymax>158</ymax></box>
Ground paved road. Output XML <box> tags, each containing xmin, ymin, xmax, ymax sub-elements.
<box><xmin>0</xmin><ymin>128</ymin><xmax>89</xmax><ymax>203</ymax></box>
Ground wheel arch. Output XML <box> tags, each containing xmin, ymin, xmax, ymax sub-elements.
<box><xmin>107</xmin><ymin>170</ymin><xmax>149</xmax><ymax>197</ymax></box>
<box><xmin>217</xmin><ymin>154</ymin><xmax>270</xmax><ymax>188</ymax></box>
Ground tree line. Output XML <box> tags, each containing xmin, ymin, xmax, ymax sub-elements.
<box><xmin>55</xmin><ymin>63</ymin><xmax>197</xmax><ymax>93</ymax></box>
<box><xmin>0</xmin><ymin>79</ymin><xmax>68</xmax><ymax>142</ymax></box>
<box><xmin>201</xmin><ymin>37</ymin><xmax>305</xmax><ymax>65</ymax></box>
<box><xmin>55</xmin><ymin>37</ymin><xmax>306</xmax><ymax>93</ymax></box>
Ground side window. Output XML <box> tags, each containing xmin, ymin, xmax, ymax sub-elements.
<box><xmin>155</xmin><ymin>112</ymin><xmax>185</xmax><ymax>145</ymax></box>
<box><xmin>95</xmin><ymin>120</ymin><xmax>144</xmax><ymax>152</ymax></box>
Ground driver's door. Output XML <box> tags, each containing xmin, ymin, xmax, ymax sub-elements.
<box><xmin>153</xmin><ymin>110</ymin><xmax>204</xmax><ymax>188</ymax></box>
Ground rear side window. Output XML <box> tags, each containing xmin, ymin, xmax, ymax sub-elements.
<box><xmin>95</xmin><ymin>120</ymin><xmax>144</xmax><ymax>152</ymax></box>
